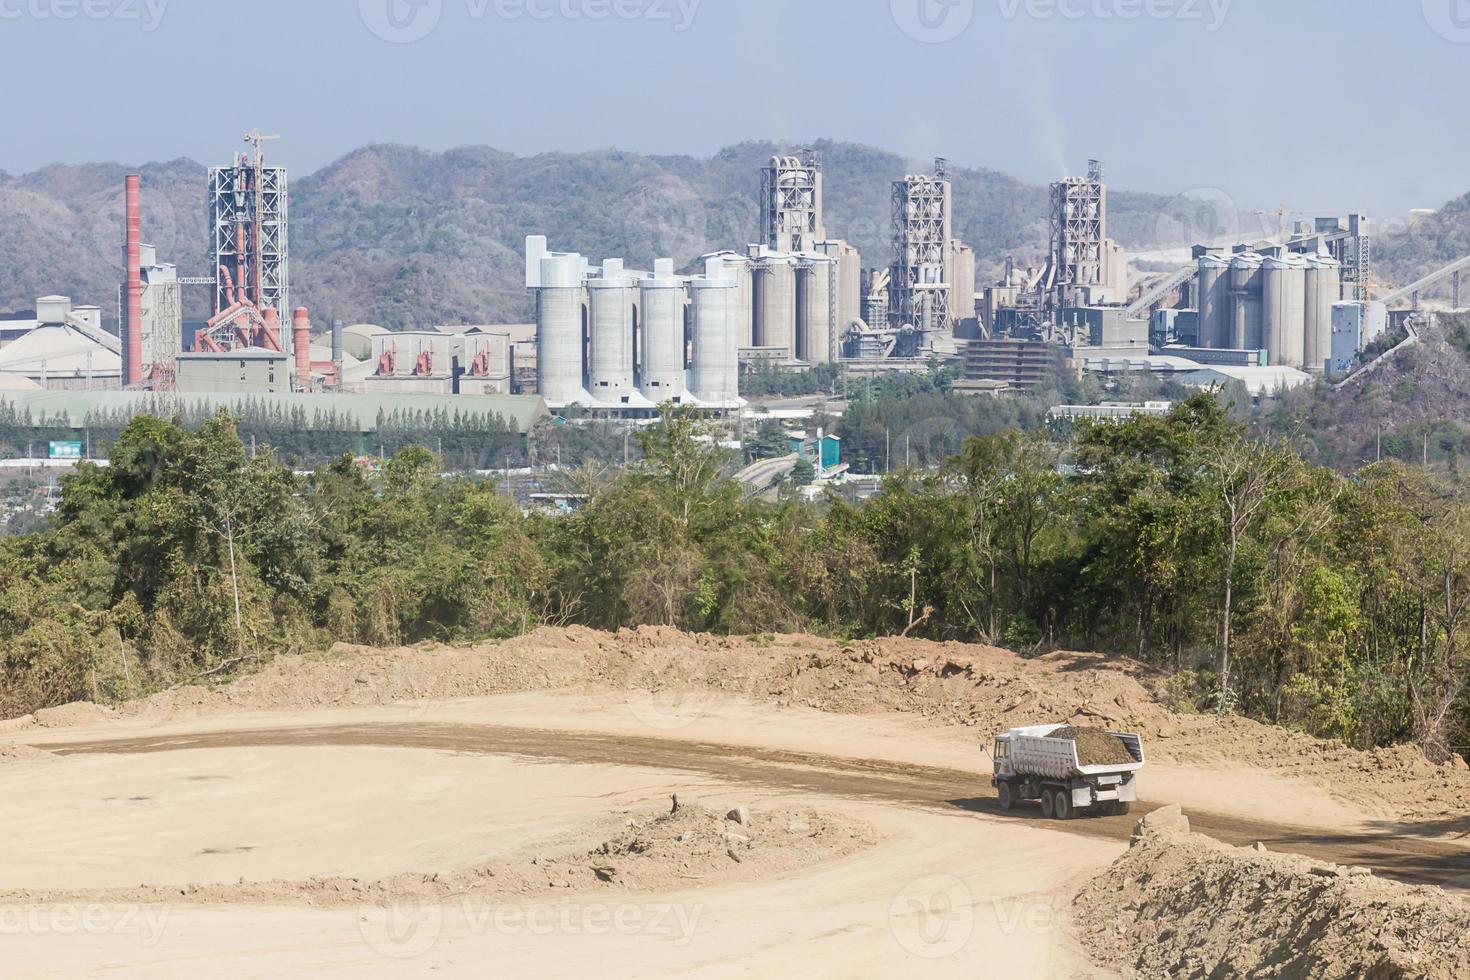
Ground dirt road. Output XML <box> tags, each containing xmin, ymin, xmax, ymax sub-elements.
<box><xmin>43</xmin><ymin>720</ymin><xmax>1470</xmax><ymax>892</ymax></box>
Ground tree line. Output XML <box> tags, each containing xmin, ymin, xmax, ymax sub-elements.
<box><xmin>2</xmin><ymin>396</ymin><xmax>1467</xmax><ymax>761</ymax></box>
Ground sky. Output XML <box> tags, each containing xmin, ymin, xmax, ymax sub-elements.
<box><xmin>0</xmin><ymin>0</ymin><xmax>1466</xmax><ymax>218</ymax></box>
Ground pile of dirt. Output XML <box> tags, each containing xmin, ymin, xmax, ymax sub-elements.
<box><xmin>1050</xmin><ymin>727</ymin><xmax>1136</xmax><ymax>766</ymax></box>
<box><xmin>13</xmin><ymin>624</ymin><xmax>1470</xmax><ymax>822</ymax></box>
<box><xmin>0</xmin><ymin>803</ymin><xmax>872</xmax><ymax>908</ymax></box>
<box><xmin>1074</xmin><ymin>812</ymin><xmax>1470</xmax><ymax>979</ymax></box>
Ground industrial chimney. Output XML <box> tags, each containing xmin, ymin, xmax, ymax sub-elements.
<box><xmin>124</xmin><ymin>175</ymin><xmax>143</xmax><ymax>387</ymax></box>
<box><xmin>293</xmin><ymin>308</ymin><xmax>312</xmax><ymax>391</ymax></box>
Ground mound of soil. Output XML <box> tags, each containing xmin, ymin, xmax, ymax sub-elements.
<box><xmin>1050</xmin><ymin>727</ymin><xmax>1136</xmax><ymax>766</ymax></box>
<box><xmin>0</xmin><ymin>804</ymin><xmax>872</xmax><ymax>908</ymax></box>
<box><xmin>1074</xmin><ymin>815</ymin><xmax>1470</xmax><ymax>979</ymax></box>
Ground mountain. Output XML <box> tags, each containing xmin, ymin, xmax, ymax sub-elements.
<box><xmin>0</xmin><ymin>140</ymin><xmax>1202</xmax><ymax>332</ymax></box>
<box><xmin>1373</xmin><ymin>192</ymin><xmax>1470</xmax><ymax>299</ymax></box>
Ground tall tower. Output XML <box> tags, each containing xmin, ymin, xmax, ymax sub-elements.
<box><xmin>888</xmin><ymin>158</ymin><xmax>953</xmax><ymax>334</ymax></box>
<box><xmin>1048</xmin><ymin>159</ymin><xmax>1106</xmax><ymax>307</ymax></box>
<box><xmin>209</xmin><ymin>131</ymin><xmax>289</xmax><ymax>320</ymax></box>
<box><xmin>760</xmin><ymin>150</ymin><xmax>825</xmax><ymax>253</ymax></box>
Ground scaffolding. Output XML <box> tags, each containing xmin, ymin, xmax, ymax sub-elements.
<box><xmin>760</xmin><ymin>150</ymin><xmax>824</xmax><ymax>253</ymax></box>
<box><xmin>888</xmin><ymin>158</ymin><xmax>952</xmax><ymax>336</ymax></box>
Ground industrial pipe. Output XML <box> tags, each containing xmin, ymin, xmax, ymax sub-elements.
<box><xmin>124</xmin><ymin>175</ymin><xmax>143</xmax><ymax>387</ymax></box>
<box><xmin>293</xmin><ymin>307</ymin><xmax>312</xmax><ymax>391</ymax></box>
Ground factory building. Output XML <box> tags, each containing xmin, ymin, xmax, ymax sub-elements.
<box><xmin>525</xmin><ymin>236</ymin><xmax>744</xmax><ymax>412</ymax></box>
<box><xmin>761</xmin><ymin>152</ymin><xmax>825</xmax><ymax>253</ymax></box>
<box><xmin>0</xmin><ymin>296</ymin><xmax>121</xmax><ymax>390</ymax></box>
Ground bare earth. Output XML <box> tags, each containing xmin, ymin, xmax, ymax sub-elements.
<box><xmin>2</xmin><ymin>627</ymin><xmax>1469</xmax><ymax>977</ymax></box>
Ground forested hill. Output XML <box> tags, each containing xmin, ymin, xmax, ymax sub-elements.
<box><xmin>0</xmin><ymin>140</ymin><xmax>1187</xmax><ymax>332</ymax></box>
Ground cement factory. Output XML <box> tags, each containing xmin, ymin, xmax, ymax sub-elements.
<box><xmin>3</xmin><ymin>134</ymin><xmax>1469</xmax><ymax>434</ymax></box>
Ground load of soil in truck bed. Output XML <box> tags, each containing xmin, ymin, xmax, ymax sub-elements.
<box><xmin>1049</xmin><ymin>727</ymin><xmax>1136</xmax><ymax>766</ymax></box>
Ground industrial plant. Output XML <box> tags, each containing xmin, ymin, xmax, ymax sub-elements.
<box><xmin>5</xmin><ymin>133</ymin><xmax>1469</xmax><ymax>436</ymax></box>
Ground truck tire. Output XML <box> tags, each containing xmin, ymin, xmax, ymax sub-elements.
<box><xmin>1053</xmin><ymin>790</ymin><xmax>1072</xmax><ymax>820</ymax></box>
<box><xmin>1112</xmin><ymin>801</ymin><xmax>1132</xmax><ymax>817</ymax></box>
<box><xmin>997</xmin><ymin>781</ymin><xmax>1015</xmax><ymax>811</ymax></box>
<box><xmin>1040</xmin><ymin>790</ymin><xmax>1055</xmax><ymax>819</ymax></box>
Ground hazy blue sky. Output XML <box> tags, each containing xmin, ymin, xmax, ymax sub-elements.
<box><xmin>0</xmin><ymin>0</ymin><xmax>1465</xmax><ymax>216</ymax></box>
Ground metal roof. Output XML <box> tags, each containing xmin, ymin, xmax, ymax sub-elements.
<box><xmin>0</xmin><ymin>389</ymin><xmax>550</xmax><ymax>434</ymax></box>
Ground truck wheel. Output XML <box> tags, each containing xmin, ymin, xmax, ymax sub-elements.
<box><xmin>1040</xmin><ymin>790</ymin><xmax>1055</xmax><ymax>819</ymax></box>
<box><xmin>1054</xmin><ymin>791</ymin><xmax>1072</xmax><ymax>821</ymax></box>
<box><xmin>997</xmin><ymin>781</ymin><xmax>1015</xmax><ymax>811</ymax></box>
<box><xmin>1112</xmin><ymin>802</ymin><xmax>1132</xmax><ymax>817</ymax></box>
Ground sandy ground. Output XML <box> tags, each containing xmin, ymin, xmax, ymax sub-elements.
<box><xmin>0</xmin><ymin>720</ymin><xmax>1119</xmax><ymax>978</ymax></box>
<box><xmin>5</xmin><ymin>627</ymin><xmax>1470</xmax><ymax>977</ymax></box>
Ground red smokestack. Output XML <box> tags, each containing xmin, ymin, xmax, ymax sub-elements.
<box><xmin>293</xmin><ymin>308</ymin><xmax>312</xmax><ymax>391</ymax></box>
<box><xmin>124</xmin><ymin>175</ymin><xmax>143</xmax><ymax>387</ymax></box>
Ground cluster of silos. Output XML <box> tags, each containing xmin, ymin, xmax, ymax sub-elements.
<box><xmin>748</xmin><ymin>247</ymin><xmax>837</xmax><ymax>364</ymax></box>
<box><xmin>525</xmin><ymin>236</ymin><xmax>743</xmax><ymax>409</ymax></box>
<box><xmin>1196</xmin><ymin>249</ymin><xmax>1341</xmax><ymax>372</ymax></box>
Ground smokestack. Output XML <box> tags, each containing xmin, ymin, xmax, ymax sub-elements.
<box><xmin>293</xmin><ymin>307</ymin><xmax>312</xmax><ymax>391</ymax></box>
<box><xmin>331</xmin><ymin>320</ymin><xmax>343</xmax><ymax>375</ymax></box>
<box><xmin>124</xmin><ymin>175</ymin><xmax>143</xmax><ymax>387</ymax></box>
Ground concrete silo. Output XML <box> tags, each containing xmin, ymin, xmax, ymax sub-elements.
<box><xmin>528</xmin><ymin>241</ymin><xmax>588</xmax><ymax>408</ymax></box>
<box><xmin>586</xmin><ymin>259</ymin><xmax>637</xmax><ymax>402</ymax></box>
<box><xmin>1262</xmin><ymin>254</ymin><xmax>1307</xmax><ymax>368</ymax></box>
<box><xmin>640</xmin><ymin>259</ymin><xmax>688</xmax><ymax>404</ymax></box>
<box><xmin>1229</xmin><ymin>252</ymin><xmax>1265</xmax><ymax>350</ymax></box>
<box><xmin>689</xmin><ymin>256</ymin><xmax>740</xmax><ymax>406</ymax></box>
<box><xmin>797</xmin><ymin>258</ymin><xmax>834</xmax><ymax>365</ymax></box>
<box><xmin>1304</xmin><ymin>254</ymin><xmax>1342</xmax><ymax>374</ymax></box>
<box><xmin>753</xmin><ymin>255</ymin><xmax>797</xmax><ymax>355</ymax></box>
<box><xmin>1197</xmin><ymin>253</ymin><xmax>1230</xmax><ymax>348</ymax></box>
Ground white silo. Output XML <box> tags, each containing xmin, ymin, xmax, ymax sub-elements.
<box><xmin>1197</xmin><ymin>254</ymin><xmax>1230</xmax><ymax>348</ymax></box>
<box><xmin>640</xmin><ymin>258</ymin><xmax>689</xmax><ymax>404</ymax></box>
<box><xmin>1262</xmin><ymin>254</ymin><xmax>1307</xmax><ymax>368</ymax></box>
<box><xmin>690</xmin><ymin>255</ymin><xmax>740</xmax><ymax>406</ymax></box>
<box><xmin>1304</xmin><ymin>254</ymin><xmax>1342</xmax><ymax>374</ymax></box>
<box><xmin>753</xmin><ymin>255</ymin><xmax>797</xmax><ymax>355</ymax></box>
<box><xmin>797</xmin><ymin>258</ymin><xmax>834</xmax><ymax>365</ymax></box>
<box><xmin>531</xmin><ymin>249</ymin><xmax>589</xmax><ymax>407</ymax></box>
<box><xmin>586</xmin><ymin>258</ymin><xmax>637</xmax><ymax>402</ymax></box>
<box><xmin>1229</xmin><ymin>252</ymin><xmax>1265</xmax><ymax>350</ymax></box>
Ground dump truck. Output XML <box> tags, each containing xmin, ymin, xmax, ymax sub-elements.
<box><xmin>989</xmin><ymin>723</ymin><xmax>1145</xmax><ymax>819</ymax></box>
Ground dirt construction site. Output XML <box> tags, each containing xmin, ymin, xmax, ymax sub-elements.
<box><xmin>4</xmin><ymin>628</ymin><xmax>1470</xmax><ymax>978</ymax></box>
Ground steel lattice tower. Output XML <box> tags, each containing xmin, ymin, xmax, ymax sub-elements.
<box><xmin>888</xmin><ymin>158</ymin><xmax>953</xmax><ymax>334</ymax></box>
<box><xmin>760</xmin><ymin>150</ymin><xmax>824</xmax><ymax>253</ymax></box>
<box><xmin>1049</xmin><ymin>159</ymin><xmax>1106</xmax><ymax>305</ymax></box>
<box><xmin>209</xmin><ymin>138</ymin><xmax>288</xmax><ymax>320</ymax></box>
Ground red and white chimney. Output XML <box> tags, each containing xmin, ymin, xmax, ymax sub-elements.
<box><xmin>293</xmin><ymin>307</ymin><xmax>312</xmax><ymax>391</ymax></box>
<box><xmin>124</xmin><ymin>175</ymin><xmax>143</xmax><ymax>387</ymax></box>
